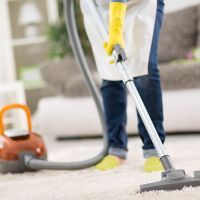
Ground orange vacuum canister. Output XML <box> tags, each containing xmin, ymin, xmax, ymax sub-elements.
<box><xmin>0</xmin><ymin>104</ymin><xmax>47</xmax><ymax>173</ymax></box>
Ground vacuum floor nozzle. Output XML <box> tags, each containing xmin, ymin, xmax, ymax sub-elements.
<box><xmin>140</xmin><ymin>170</ymin><xmax>200</xmax><ymax>192</ymax></box>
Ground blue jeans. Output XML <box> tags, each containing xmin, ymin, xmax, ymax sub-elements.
<box><xmin>101</xmin><ymin>0</ymin><xmax>165</xmax><ymax>159</ymax></box>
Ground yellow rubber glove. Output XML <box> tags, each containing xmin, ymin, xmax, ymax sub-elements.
<box><xmin>104</xmin><ymin>2</ymin><xmax>127</xmax><ymax>56</ymax></box>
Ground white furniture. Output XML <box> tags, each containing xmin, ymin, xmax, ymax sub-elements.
<box><xmin>34</xmin><ymin>89</ymin><xmax>200</xmax><ymax>137</ymax></box>
<box><xmin>0</xmin><ymin>0</ymin><xmax>58</xmax><ymax>129</ymax></box>
<box><xmin>0</xmin><ymin>0</ymin><xmax>58</xmax><ymax>84</ymax></box>
<box><xmin>0</xmin><ymin>81</ymin><xmax>27</xmax><ymax>131</ymax></box>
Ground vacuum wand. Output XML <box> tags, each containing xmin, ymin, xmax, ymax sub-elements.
<box><xmin>88</xmin><ymin>0</ymin><xmax>174</xmax><ymax>172</ymax></box>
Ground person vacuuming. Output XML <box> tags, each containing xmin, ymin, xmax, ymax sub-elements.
<box><xmin>1</xmin><ymin>0</ymin><xmax>200</xmax><ymax>192</ymax></box>
<box><xmin>81</xmin><ymin>0</ymin><xmax>165</xmax><ymax>172</ymax></box>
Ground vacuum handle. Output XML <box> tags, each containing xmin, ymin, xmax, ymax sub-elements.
<box><xmin>0</xmin><ymin>104</ymin><xmax>32</xmax><ymax>135</ymax></box>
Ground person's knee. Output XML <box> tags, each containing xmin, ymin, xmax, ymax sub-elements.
<box><xmin>134</xmin><ymin>67</ymin><xmax>161</xmax><ymax>89</ymax></box>
<box><xmin>101</xmin><ymin>80</ymin><xmax>127</xmax><ymax>112</ymax></box>
<box><xmin>101</xmin><ymin>80</ymin><xmax>125</xmax><ymax>91</ymax></box>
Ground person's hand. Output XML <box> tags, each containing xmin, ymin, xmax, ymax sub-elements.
<box><xmin>104</xmin><ymin>2</ymin><xmax>127</xmax><ymax>56</ymax></box>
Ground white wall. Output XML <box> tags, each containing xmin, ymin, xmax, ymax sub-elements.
<box><xmin>165</xmin><ymin>0</ymin><xmax>200</xmax><ymax>12</ymax></box>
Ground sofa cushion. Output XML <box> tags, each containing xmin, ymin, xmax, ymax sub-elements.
<box><xmin>158</xmin><ymin>6</ymin><xmax>198</xmax><ymax>62</ymax></box>
<box><xmin>160</xmin><ymin>62</ymin><xmax>200</xmax><ymax>90</ymax></box>
<box><xmin>40</xmin><ymin>57</ymin><xmax>100</xmax><ymax>97</ymax></box>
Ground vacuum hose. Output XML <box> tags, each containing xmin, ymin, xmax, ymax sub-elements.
<box><xmin>24</xmin><ymin>0</ymin><xmax>108</xmax><ymax>170</ymax></box>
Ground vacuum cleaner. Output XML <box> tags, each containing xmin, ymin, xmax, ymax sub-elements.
<box><xmin>0</xmin><ymin>0</ymin><xmax>110</xmax><ymax>172</ymax></box>
<box><xmin>0</xmin><ymin>103</ymin><xmax>108</xmax><ymax>172</ymax></box>
<box><xmin>0</xmin><ymin>0</ymin><xmax>200</xmax><ymax>193</ymax></box>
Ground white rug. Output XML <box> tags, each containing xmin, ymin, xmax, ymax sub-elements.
<box><xmin>0</xmin><ymin>135</ymin><xmax>200</xmax><ymax>200</ymax></box>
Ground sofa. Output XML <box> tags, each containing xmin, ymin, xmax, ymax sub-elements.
<box><xmin>34</xmin><ymin>5</ymin><xmax>200</xmax><ymax>138</ymax></box>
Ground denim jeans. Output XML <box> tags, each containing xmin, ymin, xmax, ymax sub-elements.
<box><xmin>101</xmin><ymin>0</ymin><xmax>165</xmax><ymax>159</ymax></box>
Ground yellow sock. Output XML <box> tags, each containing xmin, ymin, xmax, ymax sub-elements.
<box><xmin>95</xmin><ymin>155</ymin><xmax>123</xmax><ymax>171</ymax></box>
<box><xmin>144</xmin><ymin>156</ymin><xmax>164</xmax><ymax>172</ymax></box>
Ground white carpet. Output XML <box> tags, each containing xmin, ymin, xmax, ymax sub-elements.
<box><xmin>0</xmin><ymin>135</ymin><xmax>200</xmax><ymax>200</ymax></box>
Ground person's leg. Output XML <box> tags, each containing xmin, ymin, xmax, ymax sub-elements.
<box><xmin>101</xmin><ymin>80</ymin><xmax>128</xmax><ymax>159</ymax></box>
<box><xmin>134</xmin><ymin>0</ymin><xmax>165</xmax><ymax>160</ymax></box>
<box><xmin>95</xmin><ymin>80</ymin><xmax>128</xmax><ymax>170</ymax></box>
